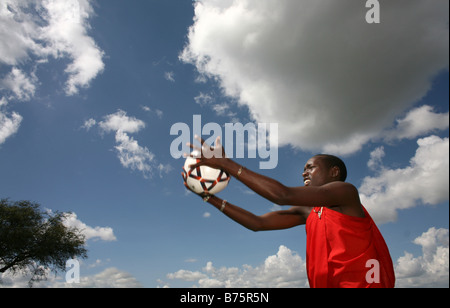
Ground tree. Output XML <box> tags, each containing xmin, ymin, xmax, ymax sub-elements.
<box><xmin>0</xmin><ymin>199</ymin><xmax>87</xmax><ymax>287</ymax></box>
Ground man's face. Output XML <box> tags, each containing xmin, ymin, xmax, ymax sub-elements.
<box><xmin>302</xmin><ymin>157</ymin><xmax>334</xmax><ymax>187</ymax></box>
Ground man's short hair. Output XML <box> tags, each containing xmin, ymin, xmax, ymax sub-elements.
<box><xmin>314</xmin><ymin>154</ymin><xmax>348</xmax><ymax>182</ymax></box>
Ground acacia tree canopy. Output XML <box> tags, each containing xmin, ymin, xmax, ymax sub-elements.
<box><xmin>0</xmin><ymin>199</ymin><xmax>87</xmax><ymax>286</ymax></box>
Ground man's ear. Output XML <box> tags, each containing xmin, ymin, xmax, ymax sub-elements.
<box><xmin>330</xmin><ymin>166</ymin><xmax>340</xmax><ymax>179</ymax></box>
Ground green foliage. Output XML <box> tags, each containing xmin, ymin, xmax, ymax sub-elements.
<box><xmin>0</xmin><ymin>199</ymin><xmax>87</xmax><ymax>286</ymax></box>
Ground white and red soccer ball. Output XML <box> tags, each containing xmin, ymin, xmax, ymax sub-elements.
<box><xmin>182</xmin><ymin>153</ymin><xmax>230</xmax><ymax>195</ymax></box>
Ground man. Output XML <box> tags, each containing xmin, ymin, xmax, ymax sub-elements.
<box><xmin>183</xmin><ymin>136</ymin><xmax>395</xmax><ymax>288</ymax></box>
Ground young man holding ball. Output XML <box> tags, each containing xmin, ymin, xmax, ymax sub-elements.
<box><xmin>184</xmin><ymin>136</ymin><xmax>395</xmax><ymax>288</ymax></box>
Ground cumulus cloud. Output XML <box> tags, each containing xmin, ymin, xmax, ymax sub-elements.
<box><xmin>395</xmin><ymin>228</ymin><xmax>449</xmax><ymax>288</ymax></box>
<box><xmin>98</xmin><ymin>110</ymin><xmax>155</xmax><ymax>178</ymax></box>
<box><xmin>0</xmin><ymin>0</ymin><xmax>40</xmax><ymax>65</ymax></box>
<box><xmin>0</xmin><ymin>0</ymin><xmax>104</xmax><ymax>96</ymax></box>
<box><xmin>383</xmin><ymin>105</ymin><xmax>449</xmax><ymax>142</ymax></box>
<box><xmin>181</xmin><ymin>0</ymin><xmax>449</xmax><ymax>155</ymax></box>
<box><xmin>0</xmin><ymin>68</ymin><xmax>37</xmax><ymax>101</ymax></box>
<box><xmin>43</xmin><ymin>0</ymin><xmax>105</xmax><ymax>95</ymax></box>
<box><xmin>0</xmin><ymin>0</ymin><xmax>104</xmax><ymax>145</ymax></box>
<box><xmin>166</xmin><ymin>245</ymin><xmax>309</xmax><ymax>288</ymax></box>
<box><xmin>164</xmin><ymin>229</ymin><xmax>449</xmax><ymax>288</ymax></box>
<box><xmin>63</xmin><ymin>212</ymin><xmax>117</xmax><ymax>242</ymax></box>
<box><xmin>98</xmin><ymin>110</ymin><xmax>146</xmax><ymax>134</ymax></box>
<box><xmin>367</xmin><ymin>146</ymin><xmax>385</xmax><ymax>171</ymax></box>
<box><xmin>360</xmin><ymin>136</ymin><xmax>449</xmax><ymax>224</ymax></box>
<box><xmin>0</xmin><ymin>267</ymin><xmax>142</xmax><ymax>288</ymax></box>
<box><xmin>0</xmin><ymin>67</ymin><xmax>34</xmax><ymax>145</ymax></box>
<box><xmin>114</xmin><ymin>130</ymin><xmax>156</xmax><ymax>177</ymax></box>
<box><xmin>0</xmin><ymin>109</ymin><xmax>22</xmax><ymax>146</ymax></box>
<box><xmin>85</xmin><ymin>110</ymin><xmax>171</xmax><ymax>179</ymax></box>
<box><xmin>81</xmin><ymin>118</ymin><xmax>97</xmax><ymax>131</ymax></box>
<box><xmin>59</xmin><ymin>267</ymin><xmax>143</xmax><ymax>288</ymax></box>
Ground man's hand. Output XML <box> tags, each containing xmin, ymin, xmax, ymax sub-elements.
<box><xmin>181</xmin><ymin>169</ymin><xmax>211</xmax><ymax>198</ymax></box>
<box><xmin>186</xmin><ymin>135</ymin><xmax>226</xmax><ymax>170</ymax></box>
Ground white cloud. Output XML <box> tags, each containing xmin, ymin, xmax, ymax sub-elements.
<box><xmin>360</xmin><ymin>136</ymin><xmax>449</xmax><ymax>224</ymax></box>
<box><xmin>395</xmin><ymin>228</ymin><xmax>449</xmax><ymax>288</ymax></box>
<box><xmin>0</xmin><ymin>68</ymin><xmax>37</xmax><ymax>101</ymax></box>
<box><xmin>0</xmin><ymin>109</ymin><xmax>23</xmax><ymax>145</ymax></box>
<box><xmin>4</xmin><ymin>227</ymin><xmax>446</xmax><ymax>288</ymax></box>
<box><xmin>181</xmin><ymin>0</ymin><xmax>449</xmax><ymax>155</ymax></box>
<box><xmin>166</xmin><ymin>245</ymin><xmax>309</xmax><ymax>288</ymax></box>
<box><xmin>194</xmin><ymin>92</ymin><xmax>214</xmax><ymax>106</ymax></box>
<box><xmin>164</xmin><ymin>229</ymin><xmax>449</xmax><ymax>288</ymax></box>
<box><xmin>0</xmin><ymin>267</ymin><xmax>142</xmax><ymax>288</ymax></box>
<box><xmin>167</xmin><ymin>269</ymin><xmax>207</xmax><ymax>282</ymax></box>
<box><xmin>0</xmin><ymin>67</ymin><xmax>36</xmax><ymax>145</ymax></box>
<box><xmin>99</xmin><ymin>110</ymin><xmax>154</xmax><ymax>178</ymax></box>
<box><xmin>88</xmin><ymin>110</ymin><xmax>171</xmax><ymax>179</ymax></box>
<box><xmin>164</xmin><ymin>71</ymin><xmax>175</xmax><ymax>82</ymax></box>
<box><xmin>383</xmin><ymin>105</ymin><xmax>449</xmax><ymax>142</ymax></box>
<box><xmin>367</xmin><ymin>146</ymin><xmax>385</xmax><ymax>171</ymax></box>
<box><xmin>212</xmin><ymin>103</ymin><xmax>234</xmax><ymax>117</ymax></box>
<box><xmin>34</xmin><ymin>0</ymin><xmax>105</xmax><ymax>95</ymax></box>
<box><xmin>0</xmin><ymin>0</ymin><xmax>104</xmax><ymax>97</ymax></box>
<box><xmin>194</xmin><ymin>91</ymin><xmax>237</xmax><ymax>117</ymax></box>
<box><xmin>140</xmin><ymin>106</ymin><xmax>163</xmax><ymax>119</ymax></box>
<box><xmin>0</xmin><ymin>264</ymin><xmax>53</xmax><ymax>288</ymax></box>
<box><xmin>63</xmin><ymin>212</ymin><xmax>117</xmax><ymax>242</ymax></box>
<box><xmin>60</xmin><ymin>267</ymin><xmax>143</xmax><ymax>288</ymax></box>
<box><xmin>81</xmin><ymin>118</ymin><xmax>97</xmax><ymax>131</ymax></box>
<box><xmin>0</xmin><ymin>0</ymin><xmax>104</xmax><ymax>146</ymax></box>
<box><xmin>0</xmin><ymin>0</ymin><xmax>40</xmax><ymax>66</ymax></box>
<box><xmin>141</xmin><ymin>105</ymin><xmax>151</xmax><ymax>112</ymax></box>
<box><xmin>114</xmin><ymin>130</ymin><xmax>155</xmax><ymax>178</ymax></box>
<box><xmin>98</xmin><ymin>110</ymin><xmax>146</xmax><ymax>134</ymax></box>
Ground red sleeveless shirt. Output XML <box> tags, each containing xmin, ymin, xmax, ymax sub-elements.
<box><xmin>305</xmin><ymin>206</ymin><xmax>395</xmax><ymax>288</ymax></box>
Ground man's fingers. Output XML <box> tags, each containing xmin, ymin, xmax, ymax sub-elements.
<box><xmin>188</xmin><ymin>161</ymin><xmax>203</xmax><ymax>170</ymax></box>
<box><xmin>187</xmin><ymin>142</ymin><xmax>202</xmax><ymax>152</ymax></box>
<box><xmin>187</xmin><ymin>139</ymin><xmax>214</xmax><ymax>156</ymax></box>
<box><xmin>215</xmin><ymin>136</ymin><xmax>221</xmax><ymax>147</ymax></box>
<box><xmin>195</xmin><ymin>135</ymin><xmax>216</xmax><ymax>151</ymax></box>
<box><xmin>195</xmin><ymin>134</ymin><xmax>206</xmax><ymax>146</ymax></box>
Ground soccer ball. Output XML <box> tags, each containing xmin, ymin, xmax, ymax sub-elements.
<box><xmin>183</xmin><ymin>152</ymin><xmax>230</xmax><ymax>195</ymax></box>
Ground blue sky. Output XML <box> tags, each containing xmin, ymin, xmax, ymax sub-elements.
<box><xmin>0</xmin><ymin>0</ymin><xmax>448</xmax><ymax>288</ymax></box>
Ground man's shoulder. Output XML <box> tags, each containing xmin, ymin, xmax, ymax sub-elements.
<box><xmin>323</xmin><ymin>182</ymin><xmax>363</xmax><ymax>217</ymax></box>
<box><xmin>322</xmin><ymin>181</ymin><xmax>358</xmax><ymax>193</ymax></box>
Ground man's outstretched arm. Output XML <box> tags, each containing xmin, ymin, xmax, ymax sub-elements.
<box><xmin>203</xmin><ymin>195</ymin><xmax>306</xmax><ymax>232</ymax></box>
